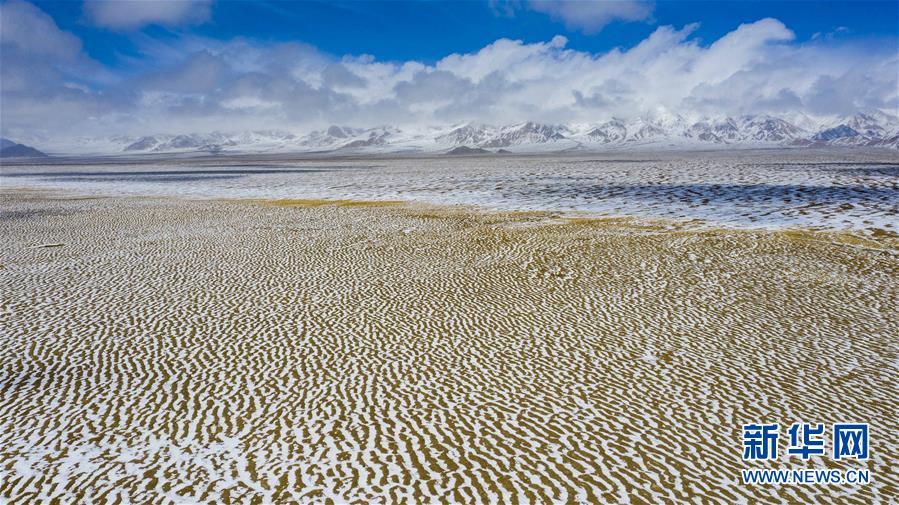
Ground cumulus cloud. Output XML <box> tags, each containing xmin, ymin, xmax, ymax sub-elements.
<box><xmin>1</xmin><ymin>0</ymin><xmax>82</xmax><ymax>60</ymax></box>
<box><xmin>526</xmin><ymin>0</ymin><xmax>654</xmax><ymax>33</ymax></box>
<box><xmin>0</xmin><ymin>0</ymin><xmax>121</xmax><ymax>138</ymax></box>
<box><xmin>84</xmin><ymin>0</ymin><xmax>212</xmax><ymax>30</ymax></box>
<box><xmin>1</xmin><ymin>1</ymin><xmax>896</xmax><ymax>143</ymax></box>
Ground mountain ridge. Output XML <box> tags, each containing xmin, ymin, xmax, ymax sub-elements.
<box><xmin>17</xmin><ymin>111</ymin><xmax>899</xmax><ymax>156</ymax></box>
<box><xmin>0</xmin><ymin>138</ymin><xmax>48</xmax><ymax>158</ymax></box>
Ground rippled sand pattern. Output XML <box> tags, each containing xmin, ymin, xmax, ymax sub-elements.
<box><xmin>1</xmin><ymin>193</ymin><xmax>897</xmax><ymax>503</ymax></box>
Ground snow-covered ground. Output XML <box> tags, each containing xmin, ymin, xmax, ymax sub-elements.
<box><xmin>1</xmin><ymin>193</ymin><xmax>896</xmax><ymax>503</ymax></box>
<box><xmin>2</xmin><ymin>149</ymin><xmax>897</xmax><ymax>233</ymax></box>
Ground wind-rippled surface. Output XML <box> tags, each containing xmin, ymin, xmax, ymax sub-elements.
<box><xmin>1</xmin><ymin>149</ymin><xmax>897</xmax><ymax>232</ymax></box>
<box><xmin>1</xmin><ymin>193</ymin><xmax>896</xmax><ymax>503</ymax></box>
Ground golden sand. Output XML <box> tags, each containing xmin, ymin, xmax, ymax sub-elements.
<box><xmin>260</xmin><ymin>198</ymin><xmax>406</xmax><ymax>208</ymax></box>
<box><xmin>1</xmin><ymin>192</ymin><xmax>896</xmax><ymax>503</ymax></box>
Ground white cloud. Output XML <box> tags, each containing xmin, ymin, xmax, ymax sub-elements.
<box><xmin>526</xmin><ymin>0</ymin><xmax>654</xmax><ymax>33</ymax></box>
<box><xmin>1</xmin><ymin>1</ymin><xmax>896</xmax><ymax>142</ymax></box>
<box><xmin>0</xmin><ymin>0</ymin><xmax>115</xmax><ymax>134</ymax></box>
<box><xmin>84</xmin><ymin>0</ymin><xmax>212</xmax><ymax>30</ymax></box>
<box><xmin>0</xmin><ymin>0</ymin><xmax>82</xmax><ymax>60</ymax></box>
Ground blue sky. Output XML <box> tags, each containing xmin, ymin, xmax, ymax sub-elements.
<box><xmin>2</xmin><ymin>1</ymin><xmax>897</xmax><ymax>139</ymax></box>
<box><xmin>31</xmin><ymin>1</ymin><xmax>899</xmax><ymax>64</ymax></box>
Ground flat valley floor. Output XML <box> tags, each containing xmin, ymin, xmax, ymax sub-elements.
<box><xmin>1</xmin><ymin>190</ymin><xmax>896</xmax><ymax>503</ymax></box>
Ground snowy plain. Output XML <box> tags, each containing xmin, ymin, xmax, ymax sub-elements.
<box><xmin>2</xmin><ymin>148</ymin><xmax>897</xmax><ymax>233</ymax></box>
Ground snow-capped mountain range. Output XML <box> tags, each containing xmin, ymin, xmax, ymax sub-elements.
<box><xmin>34</xmin><ymin>110</ymin><xmax>899</xmax><ymax>156</ymax></box>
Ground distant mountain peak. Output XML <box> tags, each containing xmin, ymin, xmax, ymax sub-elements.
<box><xmin>0</xmin><ymin>139</ymin><xmax>48</xmax><ymax>158</ymax></box>
<box><xmin>813</xmin><ymin>125</ymin><xmax>860</xmax><ymax>141</ymax></box>
<box><xmin>32</xmin><ymin>109</ymin><xmax>899</xmax><ymax>156</ymax></box>
<box><xmin>446</xmin><ymin>146</ymin><xmax>491</xmax><ymax>155</ymax></box>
